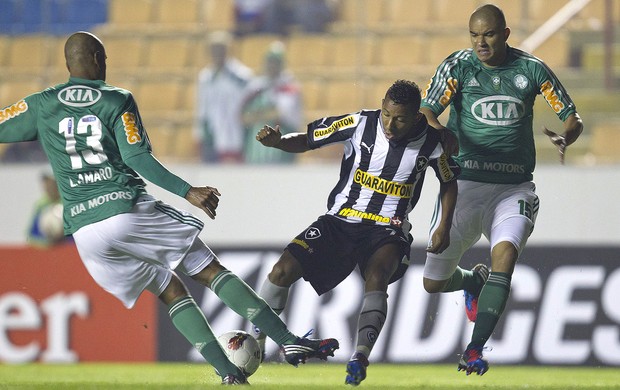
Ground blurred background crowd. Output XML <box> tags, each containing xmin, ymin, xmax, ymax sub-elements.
<box><xmin>0</xmin><ymin>0</ymin><xmax>618</xmax><ymax>166</ymax></box>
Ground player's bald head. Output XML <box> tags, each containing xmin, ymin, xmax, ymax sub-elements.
<box><xmin>64</xmin><ymin>31</ymin><xmax>106</xmax><ymax>80</ymax></box>
<box><xmin>470</xmin><ymin>4</ymin><xmax>506</xmax><ymax>30</ymax></box>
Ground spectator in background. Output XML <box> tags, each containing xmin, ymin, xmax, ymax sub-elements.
<box><xmin>234</xmin><ymin>0</ymin><xmax>273</xmax><ymax>36</ymax></box>
<box><xmin>194</xmin><ymin>31</ymin><xmax>253</xmax><ymax>163</ymax></box>
<box><xmin>27</xmin><ymin>171</ymin><xmax>71</xmax><ymax>248</ymax></box>
<box><xmin>234</xmin><ymin>0</ymin><xmax>335</xmax><ymax>36</ymax></box>
<box><xmin>240</xmin><ymin>41</ymin><xmax>302</xmax><ymax>164</ymax></box>
<box><xmin>263</xmin><ymin>0</ymin><xmax>336</xmax><ymax>35</ymax></box>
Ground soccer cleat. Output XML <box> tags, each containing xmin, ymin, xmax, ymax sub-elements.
<box><xmin>457</xmin><ymin>346</ymin><xmax>489</xmax><ymax>376</ymax></box>
<box><xmin>281</xmin><ymin>330</ymin><xmax>339</xmax><ymax>367</ymax></box>
<box><xmin>464</xmin><ymin>263</ymin><xmax>490</xmax><ymax>322</ymax></box>
<box><xmin>345</xmin><ymin>353</ymin><xmax>369</xmax><ymax>386</ymax></box>
<box><xmin>221</xmin><ymin>374</ymin><xmax>249</xmax><ymax>385</ymax></box>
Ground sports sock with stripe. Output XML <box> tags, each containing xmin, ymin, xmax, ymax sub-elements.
<box><xmin>210</xmin><ymin>270</ymin><xmax>297</xmax><ymax>346</ymax></box>
<box><xmin>352</xmin><ymin>291</ymin><xmax>388</xmax><ymax>360</ymax></box>
<box><xmin>441</xmin><ymin>266</ymin><xmax>479</xmax><ymax>293</ymax></box>
<box><xmin>168</xmin><ymin>296</ymin><xmax>241</xmax><ymax>377</ymax></box>
<box><xmin>467</xmin><ymin>271</ymin><xmax>512</xmax><ymax>348</ymax></box>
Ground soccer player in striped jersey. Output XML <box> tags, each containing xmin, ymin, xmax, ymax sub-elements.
<box><xmin>420</xmin><ymin>4</ymin><xmax>584</xmax><ymax>376</ymax></box>
<box><xmin>254</xmin><ymin>79</ymin><xmax>460</xmax><ymax>386</ymax></box>
<box><xmin>0</xmin><ymin>31</ymin><xmax>338</xmax><ymax>385</ymax></box>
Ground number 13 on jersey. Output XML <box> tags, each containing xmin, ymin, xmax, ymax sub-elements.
<box><xmin>59</xmin><ymin>115</ymin><xmax>108</xmax><ymax>169</ymax></box>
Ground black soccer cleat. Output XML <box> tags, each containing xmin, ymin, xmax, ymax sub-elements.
<box><xmin>281</xmin><ymin>331</ymin><xmax>339</xmax><ymax>367</ymax></box>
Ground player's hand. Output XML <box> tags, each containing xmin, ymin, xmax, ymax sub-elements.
<box><xmin>256</xmin><ymin>125</ymin><xmax>282</xmax><ymax>148</ymax></box>
<box><xmin>543</xmin><ymin>126</ymin><xmax>567</xmax><ymax>165</ymax></box>
<box><xmin>426</xmin><ymin>225</ymin><xmax>450</xmax><ymax>254</ymax></box>
<box><xmin>185</xmin><ymin>186</ymin><xmax>221</xmax><ymax>219</ymax></box>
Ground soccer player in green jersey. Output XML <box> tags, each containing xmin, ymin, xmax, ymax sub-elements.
<box><xmin>0</xmin><ymin>31</ymin><xmax>338</xmax><ymax>385</ymax></box>
<box><xmin>420</xmin><ymin>4</ymin><xmax>583</xmax><ymax>375</ymax></box>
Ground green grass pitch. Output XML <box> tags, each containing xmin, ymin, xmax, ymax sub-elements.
<box><xmin>1</xmin><ymin>362</ymin><xmax>619</xmax><ymax>389</ymax></box>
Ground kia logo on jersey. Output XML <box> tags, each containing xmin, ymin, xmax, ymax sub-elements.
<box><xmin>470</xmin><ymin>95</ymin><xmax>525</xmax><ymax>126</ymax></box>
<box><xmin>58</xmin><ymin>85</ymin><xmax>102</xmax><ymax>107</ymax></box>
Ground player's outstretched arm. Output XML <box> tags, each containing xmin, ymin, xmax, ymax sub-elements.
<box><xmin>256</xmin><ymin>124</ymin><xmax>310</xmax><ymax>153</ymax></box>
<box><xmin>185</xmin><ymin>186</ymin><xmax>221</xmax><ymax>220</ymax></box>
<box><xmin>542</xmin><ymin>113</ymin><xmax>583</xmax><ymax>165</ymax></box>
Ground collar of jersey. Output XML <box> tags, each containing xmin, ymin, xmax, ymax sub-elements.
<box><xmin>68</xmin><ymin>77</ymin><xmax>105</xmax><ymax>86</ymax></box>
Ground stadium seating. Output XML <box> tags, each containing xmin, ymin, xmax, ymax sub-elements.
<box><xmin>108</xmin><ymin>0</ymin><xmax>155</xmax><ymax>26</ymax></box>
<box><xmin>4</xmin><ymin>35</ymin><xmax>53</xmax><ymax>71</ymax></box>
<box><xmin>155</xmin><ymin>0</ymin><xmax>201</xmax><ymax>27</ymax></box>
<box><xmin>370</xmin><ymin>34</ymin><xmax>425</xmax><ymax>71</ymax></box>
<box><xmin>144</xmin><ymin>36</ymin><xmax>196</xmax><ymax>72</ymax></box>
<box><xmin>0</xmin><ymin>0</ymin><xmax>618</xmax><ymax>164</ymax></box>
<box><xmin>330</xmin><ymin>0</ymin><xmax>389</xmax><ymax>33</ymax></box>
<box><xmin>98</xmin><ymin>33</ymin><xmax>146</xmax><ymax>71</ymax></box>
<box><xmin>384</xmin><ymin>0</ymin><xmax>434</xmax><ymax>31</ymax></box>
<box><xmin>589</xmin><ymin>121</ymin><xmax>620</xmax><ymax>163</ymax></box>
<box><xmin>0</xmin><ymin>78</ymin><xmax>45</xmax><ymax>104</ymax></box>
<box><xmin>286</xmin><ymin>34</ymin><xmax>330</xmax><ymax>76</ymax></box>
<box><xmin>235</xmin><ymin>34</ymin><xmax>283</xmax><ymax>71</ymax></box>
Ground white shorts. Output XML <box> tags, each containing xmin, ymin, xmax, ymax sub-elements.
<box><xmin>424</xmin><ymin>180</ymin><xmax>539</xmax><ymax>281</ymax></box>
<box><xmin>73</xmin><ymin>195</ymin><xmax>215</xmax><ymax>308</ymax></box>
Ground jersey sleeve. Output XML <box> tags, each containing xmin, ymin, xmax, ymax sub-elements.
<box><xmin>111</xmin><ymin>93</ymin><xmax>153</xmax><ymax>160</ymax></box>
<box><xmin>0</xmin><ymin>94</ymin><xmax>40</xmax><ymax>143</ymax></box>
<box><xmin>421</xmin><ymin>50</ymin><xmax>466</xmax><ymax>116</ymax></box>
<box><xmin>429</xmin><ymin>152</ymin><xmax>460</xmax><ymax>183</ymax></box>
<box><xmin>307</xmin><ymin>112</ymin><xmax>361</xmax><ymax>149</ymax></box>
<box><xmin>124</xmin><ymin>152</ymin><xmax>191</xmax><ymax>197</ymax></box>
<box><xmin>531</xmin><ymin>60</ymin><xmax>577</xmax><ymax>121</ymax></box>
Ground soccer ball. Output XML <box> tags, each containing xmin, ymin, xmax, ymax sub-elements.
<box><xmin>217</xmin><ymin>330</ymin><xmax>261</xmax><ymax>377</ymax></box>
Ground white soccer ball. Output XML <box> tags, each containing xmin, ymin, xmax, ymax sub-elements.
<box><xmin>217</xmin><ymin>330</ymin><xmax>261</xmax><ymax>377</ymax></box>
<box><xmin>38</xmin><ymin>203</ymin><xmax>64</xmax><ymax>242</ymax></box>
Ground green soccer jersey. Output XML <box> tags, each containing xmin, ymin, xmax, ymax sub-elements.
<box><xmin>0</xmin><ymin>77</ymin><xmax>152</xmax><ymax>234</ymax></box>
<box><xmin>421</xmin><ymin>46</ymin><xmax>577</xmax><ymax>184</ymax></box>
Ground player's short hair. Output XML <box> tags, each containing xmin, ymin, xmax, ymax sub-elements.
<box><xmin>386</xmin><ymin>80</ymin><xmax>421</xmax><ymax>111</ymax></box>
<box><xmin>473</xmin><ymin>4</ymin><xmax>506</xmax><ymax>30</ymax></box>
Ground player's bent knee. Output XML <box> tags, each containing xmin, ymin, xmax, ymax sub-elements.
<box><xmin>159</xmin><ymin>275</ymin><xmax>190</xmax><ymax>305</ymax></box>
<box><xmin>191</xmin><ymin>260</ymin><xmax>226</xmax><ymax>287</ymax></box>
<box><xmin>268</xmin><ymin>252</ymin><xmax>302</xmax><ymax>287</ymax></box>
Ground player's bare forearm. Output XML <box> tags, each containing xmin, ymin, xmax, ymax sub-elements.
<box><xmin>421</xmin><ymin>107</ymin><xmax>458</xmax><ymax>156</ymax></box>
<box><xmin>563</xmin><ymin>113</ymin><xmax>584</xmax><ymax>145</ymax></box>
<box><xmin>420</xmin><ymin>107</ymin><xmax>444</xmax><ymax>129</ymax></box>
<box><xmin>427</xmin><ymin>224</ymin><xmax>450</xmax><ymax>254</ymax></box>
<box><xmin>427</xmin><ymin>181</ymin><xmax>457</xmax><ymax>254</ymax></box>
<box><xmin>543</xmin><ymin>113</ymin><xmax>583</xmax><ymax>164</ymax></box>
<box><xmin>185</xmin><ymin>186</ymin><xmax>221</xmax><ymax>220</ymax></box>
<box><xmin>256</xmin><ymin>124</ymin><xmax>309</xmax><ymax>153</ymax></box>
<box><xmin>438</xmin><ymin>181</ymin><xmax>457</xmax><ymax>234</ymax></box>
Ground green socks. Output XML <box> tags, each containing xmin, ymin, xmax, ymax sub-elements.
<box><xmin>211</xmin><ymin>270</ymin><xmax>297</xmax><ymax>346</ymax></box>
<box><xmin>442</xmin><ymin>266</ymin><xmax>481</xmax><ymax>293</ymax></box>
<box><xmin>168</xmin><ymin>296</ymin><xmax>240</xmax><ymax>377</ymax></box>
<box><xmin>468</xmin><ymin>271</ymin><xmax>512</xmax><ymax>348</ymax></box>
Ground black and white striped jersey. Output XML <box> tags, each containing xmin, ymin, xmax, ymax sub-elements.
<box><xmin>307</xmin><ymin>109</ymin><xmax>460</xmax><ymax>233</ymax></box>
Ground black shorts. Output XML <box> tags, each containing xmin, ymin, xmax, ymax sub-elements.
<box><xmin>286</xmin><ymin>215</ymin><xmax>412</xmax><ymax>295</ymax></box>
